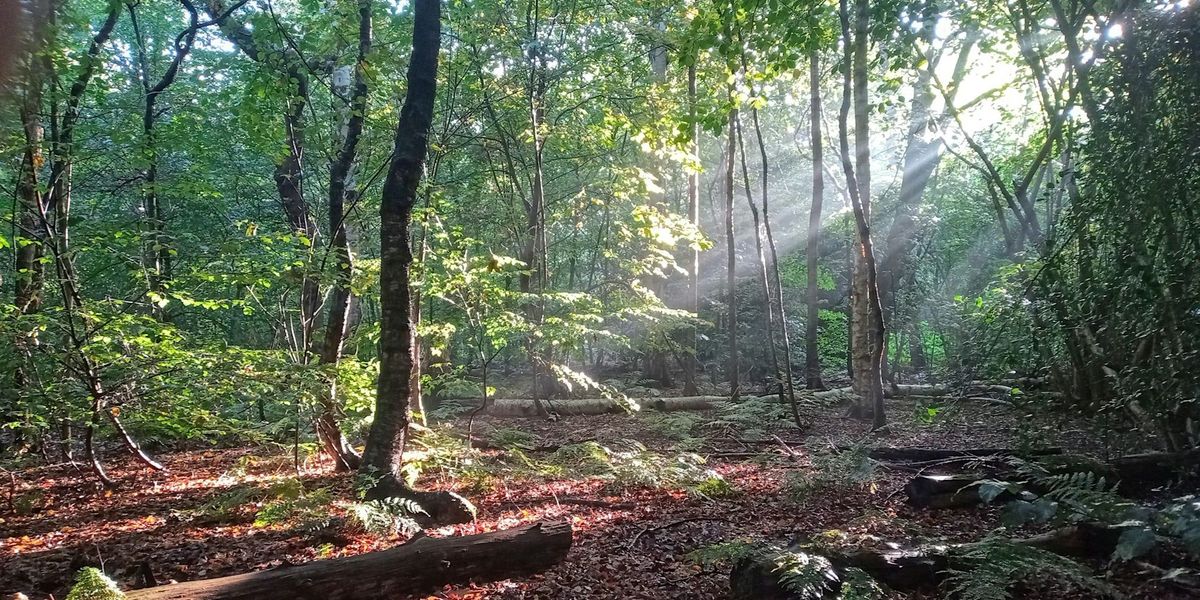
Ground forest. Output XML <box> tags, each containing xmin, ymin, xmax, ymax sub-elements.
<box><xmin>0</xmin><ymin>0</ymin><xmax>1197</xmax><ymax>597</ymax></box>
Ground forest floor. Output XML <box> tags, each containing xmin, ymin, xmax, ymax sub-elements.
<box><xmin>0</xmin><ymin>393</ymin><xmax>1190</xmax><ymax>599</ymax></box>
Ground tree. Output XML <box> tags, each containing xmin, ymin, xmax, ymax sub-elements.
<box><xmin>804</xmin><ymin>51</ymin><xmax>826</xmax><ymax>391</ymax></box>
<box><xmin>723</xmin><ymin>104</ymin><xmax>739</xmax><ymax>398</ymax></box>
<box><xmin>838</xmin><ymin>0</ymin><xmax>884</xmax><ymax>427</ymax></box>
<box><xmin>314</xmin><ymin>0</ymin><xmax>373</xmax><ymax>473</ymax></box>
<box><xmin>357</xmin><ymin>0</ymin><xmax>472</xmax><ymax>525</ymax></box>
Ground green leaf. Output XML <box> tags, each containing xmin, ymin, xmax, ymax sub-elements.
<box><xmin>1113</xmin><ymin>526</ymin><xmax>1156</xmax><ymax>561</ymax></box>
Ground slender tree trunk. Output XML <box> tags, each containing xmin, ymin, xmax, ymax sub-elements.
<box><xmin>410</xmin><ymin>213</ymin><xmax>430</xmax><ymax>425</ymax></box>
<box><xmin>520</xmin><ymin>19</ymin><xmax>551</xmax><ymax>407</ymax></box>
<box><xmin>735</xmin><ymin>114</ymin><xmax>779</xmax><ymax>390</ymax></box>
<box><xmin>359</xmin><ymin>0</ymin><xmax>473</xmax><ymax>529</ymax></box>
<box><xmin>804</xmin><ymin>53</ymin><xmax>826</xmax><ymax>390</ymax></box>
<box><xmin>751</xmin><ymin>109</ymin><xmax>801</xmax><ymax>427</ymax></box>
<box><xmin>683</xmin><ymin>63</ymin><xmax>700</xmax><ymax>396</ymax></box>
<box><xmin>13</xmin><ymin>3</ymin><xmax>51</xmax><ymax>407</ymax></box>
<box><xmin>723</xmin><ymin>106</ymin><xmax>739</xmax><ymax>398</ymax></box>
<box><xmin>41</xmin><ymin>0</ymin><xmax>124</xmax><ymax>484</ymax></box>
<box><xmin>316</xmin><ymin>0</ymin><xmax>372</xmax><ymax>472</ymax></box>
<box><xmin>278</xmin><ymin>92</ymin><xmax>320</xmax><ymax>359</ymax></box>
<box><xmin>839</xmin><ymin>0</ymin><xmax>885</xmax><ymax>427</ymax></box>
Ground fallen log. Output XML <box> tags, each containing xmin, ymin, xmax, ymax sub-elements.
<box><xmin>905</xmin><ymin>449</ymin><xmax>1200</xmax><ymax>508</ymax></box>
<box><xmin>844</xmin><ymin>446</ymin><xmax>1062</xmax><ymax>462</ymax></box>
<box><xmin>904</xmin><ymin>474</ymin><xmax>1004</xmax><ymax>509</ymax></box>
<box><xmin>892</xmin><ymin>384</ymin><xmax>951</xmax><ymax>397</ymax></box>
<box><xmin>1108</xmin><ymin>448</ymin><xmax>1200</xmax><ymax>486</ymax></box>
<box><xmin>890</xmin><ymin>381</ymin><xmax>1054</xmax><ymax>400</ymax></box>
<box><xmin>483</xmin><ymin>395</ymin><xmax>734</xmax><ymax>417</ymax></box>
<box><xmin>482</xmin><ymin>388</ymin><xmax>856</xmax><ymax>417</ymax></box>
<box><xmin>125</xmin><ymin>521</ymin><xmax>572</xmax><ymax>600</ymax></box>
<box><xmin>730</xmin><ymin>522</ymin><xmax>1126</xmax><ymax>598</ymax></box>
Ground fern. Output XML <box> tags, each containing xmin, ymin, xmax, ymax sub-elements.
<box><xmin>190</xmin><ymin>485</ymin><xmax>263</xmax><ymax>523</ymax></box>
<box><xmin>350</xmin><ymin>497</ymin><xmax>425</xmax><ymax>537</ymax></box>
<box><xmin>686</xmin><ymin>540</ymin><xmax>760</xmax><ymax>567</ymax></box>
<box><xmin>711</xmin><ymin>397</ymin><xmax>789</xmax><ymax>437</ymax></box>
<box><xmin>1160</xmin><ymin>495</ymin><xmax>1200</xmax><ymax>557</ymax></box>
<box><xmin>549</xmin><ymin>440</ymin><xmax>734</xmax><ymax>496</ymax></box>
<box><xmin>551</xmin><ymin>441</ymin><xmax>612</xmax><ymax>476</ymax></box>
<box><xmin>943</xmin><ymin>538</ymin><xmax>1116</xmax><ymax>600</ymax></box>
<box><xmin>1039</xmin><ymin>471</ymin><xmax>1128</xmax><ymax>521</ymax></box>
<box><xmin>640</xmin><ymin>411</ymin><xmax>703</xmax><ymax>441</ymax></box>
<box><xmin>990</xmin><ymin>456</ymin><xmax>1134</xmax><ymax>527</ymax></box>
<box><xmin>787</xmin><ymin>444</ymin><xmax>878</xmax><ymax>500</ymax></box>
<box><xmin>253</xmin><ymin>480</ymin><xmax>334</xmax><ymax>531</ymax></box>
<box><xmin>838</xmin><ymin>567</ymin><xmax>885</xmax><ymax>600</ymax></box>
<box><xmin>485</xmin><ymin>427</ymin><xmax>537</xmax><ymax>450</ymax></box>
<box><xmin>773</xmin><ymin>550</ymin><xmax>840</xmax><ymax>599</ymax></box>
<box><xmin>65</xmin><ymin>568</ymin><xmax>124</xmax><ymax>600</ymax></box>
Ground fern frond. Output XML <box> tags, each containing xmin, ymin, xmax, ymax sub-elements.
<box><xmin>65</xmin><ymin>568</ymin><xmax>124</xmax><ymax>600</ymax></box>
<box><xmin>350</xmin><ymin>497</ymin><xmax>425</xmax><ymax>537</ymax></box>
<box><xmin>773</xmin><ymin>550</ymin><xmax>840</xmax><ymax>599</ymax></box>
<box><xmin>944</xmin><ymin>538</ymin><xmax>1116</xmax><ymax>600</ymax></box>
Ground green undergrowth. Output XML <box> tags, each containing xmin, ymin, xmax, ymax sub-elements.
<box><xmin>65</xmin><ymin>568</ymin><xmax>125</xmax><ymax>600</ymax></box>
<box><xmin>404</xmin><ymin>424</ymin><xmax>736</xmax><ymax>498</ymax></box>
<box><xmin>785</xmin><ymin>442</ymin><xmax>878</xmax><ymax>501</ymax></box>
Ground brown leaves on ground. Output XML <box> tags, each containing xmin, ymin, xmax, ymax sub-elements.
<box><xmin>0</xmin><ymin>398</ymin><xmax>1181</xmax><ymax>599</ymax></box>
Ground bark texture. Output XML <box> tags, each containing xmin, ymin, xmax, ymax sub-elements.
<box><xmin>358</xmin><ymin>0</ymin><xmax>450</xmax><ymax>517</ymax></box>
<box><xmin>126</xmin><ymin>521</ymin><xmax>572</xmax><ymax>600</ymax></box>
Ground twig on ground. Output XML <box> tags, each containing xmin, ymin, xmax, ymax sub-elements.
<box><xmin>771</xmin><ymin>434</ymin><xmax>799</xmax><ymax>459</ymax></box>
<box><xmin>628</xmin><ymin>516</ymin><xmax>732</xmax><ymax>550</ymax></box>
<box><xmin>497</xmin><ymin>496</ymin><xmax>635</xmax><ymax>510</ymax></box>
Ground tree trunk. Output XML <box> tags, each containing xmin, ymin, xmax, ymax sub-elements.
<box><xmin>724</xmin><ymin>107</ymin><xmax>740</xmax><ymax>398</ymax></box>
<box><xmin>804</xmin><ymin>53</ymin><xmax>826</xmax><ymax>391</ymax></box>
<box><xmin>520</xmin><ymin>15</ymin><xmax>551</xmax><ymax>409</ymax></box>
<box><xmin>125</xmin><ymin>521</ymin><xmax>573</xmax><ymax>600</ymax></box>
<box><xmin>42</xmin><ymin>0</ymin><xmax>122</xmax><ymax>487</ymax></box>
<box><xmin>358</xmin><ymin>0</ymin><xmax>473</xmax><ymax>528</ymax></box>
<box><xmin>128</xmin><ymin>0</ymin><xmax>199</xmax><ymax>316</ymax></box>
<box><xmin>12</xmin><ymin>2</ymin><xmax>52</xmax><ymax>411</ymax></box>
<box><xmin>838</xmin><ymin>0</ymin><xmax>885</xmax><ymax>427</ymax></box>
<box><xmin>316</xmin><ymin>0</ymin><xmax>372</xmax><ymax>472</ymax></box>
<box><xmin>683</xmin><ymin>62</ymin><xmax>700</xmax><ymax>396</ymax></box>
<box><xmin>735</xmin><ymin>114</ymin><xmax>780</xmax><ymax>395</ymax></box>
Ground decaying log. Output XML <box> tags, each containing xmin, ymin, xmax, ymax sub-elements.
<box><xmin>482</xmin><ymin>388</ymin><xmax>856</xmax><ymax>417</ymax></box>
<box><xmin>730</xmin><ymin>523</ymin><xmax>1125</xmax><ymax>598</ymax></box>
<box><xmin>125</xmin><ymin>521</ymin><xmax>572</xmax><ymax>600</ymax></box>
<box><xmin>483</xmin><ymin>395</ymin><xmax>732</xmax><ymax>417</ymax></box>
<box><xmin>476</xmin><ymin>380</ymin><xmax>1057</xmax><ymax>417</ymax></box>
<box><xmin>905</xmin><ymin>449</ymin><xmax>1200</xmax><ymax>508</ymax></box>
<box><xmin>904</xmin><ymin>473</ymin><xmax>999</xmax><ymax>509</ymax></box>
<box><xmin>1107</xmin><ymin>448</ymin><xmax>1200</xmax><ymax>487</ymax></box>
<box><xmin>890</xmin><ymin>380</ymin><xmax>1053</xmax><ymax>400</ymax></box>
<box><xmin>891</xmin><ymin>384</ymin><xmax>951</xmax><ymax>397</ymax></box>
<box><xmin>845</xmin><ymin>446</ymin><xmax>1062</xmax><ymax>462</ymax></box>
